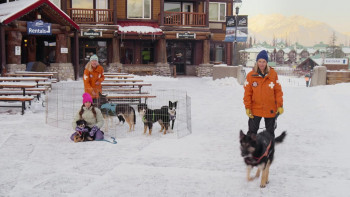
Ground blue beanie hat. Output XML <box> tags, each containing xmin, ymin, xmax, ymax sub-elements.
<box><xmin>90</xmin><ymin>54</ymin><xmax>99</xmax><ymax>62</ymax></box>
<box><xmin>256</xmin><ymin>50</ymin><xmax>268</xmax><ymax>62</ymax></box>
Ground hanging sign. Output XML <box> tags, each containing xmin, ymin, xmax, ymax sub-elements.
<box><xmin>82</xmin><ymin>29</ymin><xmax>102</xmax><ymax>38</ymax></box>
<box><xmin>224</xmin><ymin>15</ymin><xmax>248</xmax><ymax>42</ymax></box>
<box><xmin>27</xmin><ymin>20</ymin><xmax>52</xmax><ymax>35</ymax></box>
<box><xmin>176</xmin><ymin>32</ymin><xmax>196</xmax><ymax>39</ymax></box>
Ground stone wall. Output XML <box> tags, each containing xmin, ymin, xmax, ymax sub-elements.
<box><xmin>5</xmin><ymin>64</ymin><xmax>26</xmax><ymax>73</ymax></box>
<box><xmin>196</xmin><ymin>64</ymin><xmax>213</xmax><ymax>77</ymax></box>
<box><xmin>48</xmin><ymin>63</ymin><xmax>75</xmax><ymax>81</ymax></box>
<box><xmin>154</xmin><ymin>63</ymin><xmax>171</xmax><ymax>76</ymax></box>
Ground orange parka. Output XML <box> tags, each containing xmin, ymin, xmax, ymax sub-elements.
<box><xmin>83</xmin><ymin>65</ymin><xmax>105</xmax><ymax>99</ymax></box>
<box><xmin>243</xmin><ymin>66</ymin><xmax>283</xmax><ymax>118</ymax></box>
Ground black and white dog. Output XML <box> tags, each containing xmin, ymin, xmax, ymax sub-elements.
<box><xmin>162</xmin><ymin>101</ymin><xmax>177</xmax><ymax>130</ymax></box>
<box><xmin>137</xmin><ymin>103</ymin><xmax>170</xmax><ymax>135</ymax></box>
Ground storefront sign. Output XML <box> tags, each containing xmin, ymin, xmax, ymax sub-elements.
<box><xmin>61</xmin><ymin>48</ymin><xmax>68</xmax><ymax>54</ymax></box>
<box><xmin>27</xmin><ymin>20</ymin><xmax>52</xmax><ymax>35</ymax></box>
<box><xmin>176</xmin><ymin>32</ymin><xmax>196</xmax><ymax>39</ymax></box>
<box><xmin>324</xmin><ymin>58</ymin><xmax>348</xmax><ymax>65</ymax></box>
<box><xmin>82</xmin><ymin>29</ymin><xmax>102</xmax><ymax>38</ymax></box>
<box><xmin>15</xmin><ymin>46</ymin><xmax>21</xmax><ymax>56</ymax></box>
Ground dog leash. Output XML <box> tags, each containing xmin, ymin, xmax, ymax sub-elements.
<box><xmin>96</xmin><ymin>137</ymin><xmax>117</xmax><ymax>144</ymax></box>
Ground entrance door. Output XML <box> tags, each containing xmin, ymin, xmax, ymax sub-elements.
<box><xmin>182</xmin><ymin>3</ymin><xmax>193</xmax><ymax>25</ymax></box>
<box><xmin>173</xmin><ymin>48</ymin><xmax>186</xmax><ymax>74</ymax></box>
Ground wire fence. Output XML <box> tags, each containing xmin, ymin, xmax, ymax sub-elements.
<box><xmin>46</xmin><ymin>82</ymin><xmax>192</xmax><ymax>139</ymax></box>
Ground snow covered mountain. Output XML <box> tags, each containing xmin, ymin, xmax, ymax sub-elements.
<box><xmin>249</xmin><ymin>14</ymin><xmax>349</xmax><ymax>46</ymax></box>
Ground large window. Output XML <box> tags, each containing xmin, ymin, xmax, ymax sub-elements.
<box><xmin>72</xmin><ymin>0</ymin><xmax>93</xmax><ymax>8</ymax></box>
<box><xmin>164</xmin><ymin>2</ymin><xmax>181</xmax><ymax>12</ymax></box>
<box><xmin>209</xmin><ymin>2</ymin><xmax>226</xmax><ymax>22</ymax></box>
<box><xmin>127</xmin><ymin>0</ymin><xmax>151</xmax><ymax>19</ymax></box>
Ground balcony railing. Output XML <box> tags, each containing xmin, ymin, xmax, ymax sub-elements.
<box><xmin>163</xmin><ymin>12</ymin><xmax>206</xmax><ymax>27</ymax></box>
<box><xmin>67</xmin><ymin>8</ymin><xmax>114</xmax><ymax>24</ymax></box>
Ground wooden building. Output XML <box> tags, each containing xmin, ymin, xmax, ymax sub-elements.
<box><xmin>1</xmin><ymin>0</ymin><xmax>235</xmax><ymax>77</ymax></box>
<box><xmin>0</xmin><ymin>0</ymin><xmax>80</xmax><ymax>79</ymax></box>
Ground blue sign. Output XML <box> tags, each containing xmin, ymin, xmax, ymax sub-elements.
<box><xmin>27</xmin><ymin>20</ymin><xmax>52</xmax><ymax>35</ymax></box>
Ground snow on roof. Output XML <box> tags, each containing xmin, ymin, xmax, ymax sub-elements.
<box><xmin>342</xmin><ymin>47</ymin><xmax>350</xmax><ymax>54</ymax></box>
<box><xmin>117</xmin><ymin>25</ymin><xmax>162</xmax><ymax>34</ymax></box>
<box><xmin>0</xmin><ymin>0</ymin><xmax>38</xmax><ymax>23</ymax></box>
<box><xmin>0</xmin><ymin>0</ymin><xmax>79</xmax><ymax>30</ymax></box>
<box><xmin>307</xmin><ymin>48</ymin><xmax>317</xmax><ymax>54</ymax></box>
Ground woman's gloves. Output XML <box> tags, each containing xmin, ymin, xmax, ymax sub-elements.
<box><xmin>277</xmin><ymin>107</ymin><xmax>284</xmax><ymax>115</ymax></box>
<box><xmin>246</xmin><ymin>109</ymin><xmax>254</xmax><ymax>119</ymax></box>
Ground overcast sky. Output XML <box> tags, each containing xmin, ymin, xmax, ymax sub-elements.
<box><xmin>238</xmin><ymin>0</ymin><xmax>350</xmax><ymax>33</ymax></box>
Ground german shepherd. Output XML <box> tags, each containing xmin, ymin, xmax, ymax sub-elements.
<box><xmin>137</xmin><ymin>103</ymin><xmax>170</xmax><ymax>135</ymax></box>
<box><xmin>74</xmin><ymin>119</ymin><xmax>93</xmax><ymax>142</ymax></box>
<box><xmin>239</xmin><ymin>130</ymin><xmax>286</xmax><ymax>188</ymax></box>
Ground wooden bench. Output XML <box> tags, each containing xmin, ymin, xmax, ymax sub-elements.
<box><xmin>127</xmin><ymin>69</ymin><xmax>153</xmax><ymax>76</ymax></box>
<box><xmin>0</xmin><ymin>96</ymin><xmax>35</xmax><ymax>115</ymax></box>
<box><xmin>105</xmin><ymin>94</ymin><xmax>156</xmax><ymax>104</ymax></box>
<box><xmin>0</xmin><ymin>90</ymin><xmax>41</xmax><ymax>100</ymax></box>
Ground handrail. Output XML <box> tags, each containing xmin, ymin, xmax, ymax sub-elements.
<box><xmin>67</xmin><ymin>8</ymin><xmax>114</xmax><ymax>24</ymax></box>
<box><xmin>163</xmin><ymin>11</ymin><xmax>206</xmax><ymax>27</ymax></box>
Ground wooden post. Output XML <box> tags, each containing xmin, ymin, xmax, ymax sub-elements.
<box><xmin>112</xmin><ymin>37</ymin><xmax>120</xmax><ymax>63</ymax></box>
<box><xmin>160</xmin><ymin>0</ymin><xmax>164</xmax><ymax>26</ymax></box>
<box><xmin>74</xmin><ymin>31</ymin><xmax>79</xmax><ymax>80</ymax></box>
<box><xmin>55</xmin><ymin>34</ymin><xmax>67</xmax><ymax>63</ymax></box>
<box><xmin>203</xmin><ymin>39</ymin><xmax>210</xmax><ymax>64</ymax></box>
<box><xmin>205</xmin><ymin>0</ymin><xmax>209</xmax><ymax>27</ymax></box>
<box><xmin>113</xmin><ymin>0</ymin><xmax>117</xmax><ymax>25</ymax></box>
<box><xmin>7</xmin><ymin>31</ymin><xmax>22</xmax><ymax>64</ymax></box>
<box><xmin>157</xmin><ymin>38</ymin><xmax>166</xmax><ymax>63</ymax></box>
<box><xmin>0</xmin><ymin>24</ymin><xmax>6</xmax><ymax>75</ymax></box>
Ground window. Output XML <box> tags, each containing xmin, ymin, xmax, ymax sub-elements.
<box><xmin>210</xmin><ymin>43</ymin><xmax>226</xmax><ymax>63</ymax></box>
<box><xmin>164</xmin><ymin>2</ymin><xmax>181</xmax><ymax>12</ymax></box>
<box><xmin>127</xmin><ymin>0</ymin><xmax>151</xmax><ymax>19</ymax></box>
<box><xmin>209</xmin><ymin>2</ymin><xmax>226</xmax><ymax>22</ymax></box>
<box><xmin>72</xmin><ymin>0</ymin><xmax>93</xmax><ymax>9</ymax></box>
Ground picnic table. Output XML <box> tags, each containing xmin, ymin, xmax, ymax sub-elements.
<box><xmin>0</xmin><ymin>82</ymin><xmax>37</xmax><ymax>96</ymax></box>
<box><xmin>104</xmin><ymin>72</ymin><xmax>129</xmax><ymax>75</ymax></box>
<box><xmin>104</xmin><ymin>75</ymin><xmax>134</xmax><ymax>79</ymax></box>
<box><xmin>0</xmin><ymin>77</ymin><xmax>48</xmax><ymax>87</ymax></box>
<box><xmin>102</xmin><ymin>82</ymin><xmax>152</xmax><ymax>93</ymax></box>
<box><xmin>103</xmin><ymin>79</ymin><xmax>143</xmax><ymax>83</ymax></box>
<box><xmin>6</xmin><ymin>73</ymin><xmax>54</xmax><ymax>79</ymax></box>
<box><xmin>105</xmin><ymin>94</ymin><xmax>156</xmax><ymax>104</ymax></box>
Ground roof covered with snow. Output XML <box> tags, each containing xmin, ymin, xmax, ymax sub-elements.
<box><xmin>0</xmin><ymin>0</ymin><xmax>79</xmax><ymax>30</ymax></box>
<box><xmin>117</xmin><ymin>21</ymin><xmax>162</xmax><ymax>35</ymax></box>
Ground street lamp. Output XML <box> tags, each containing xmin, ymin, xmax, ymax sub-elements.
<box><xmin>232</xmin><ymin>0</ymin><xmax>242</xmax><ymax>66</ymax></box>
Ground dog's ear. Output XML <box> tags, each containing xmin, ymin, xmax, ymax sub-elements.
<box><xmin>239</xmin><ymin>130</ymin><xmax>245</xmax><ymax>140</ymax></box>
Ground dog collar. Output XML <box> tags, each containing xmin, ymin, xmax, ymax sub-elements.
<box><xmin>245</xmin><ymin>141</ymin><xmax>272</xmax><ymax>165</ymax></box>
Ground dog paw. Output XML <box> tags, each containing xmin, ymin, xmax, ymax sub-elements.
<box><xmin>247</xmin><ymin>177</ymin><xmax>254</xmax><ymax>181</ymax></box>
<box><xmin>260</xmin><ymin>184</ymin><xmax>266</xmax><ymax>188</ymax></box>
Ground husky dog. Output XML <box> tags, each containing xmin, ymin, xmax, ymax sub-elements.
<box><xmin>74</xmin><ymin>119</ymin><xmax>93</xmax><ymax>142</ymax></box>
<box><xmin>137</xmin><ymin>103</ymin><xmax>170</xmax><ymax>135</ymax></box>
<box><xmin>239</xmin><ymin>130</ymin><xmax>286</xmax><ymax>188</ymax></box>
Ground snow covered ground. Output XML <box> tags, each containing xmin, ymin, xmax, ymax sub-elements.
<box><xmin>0</xmin><ymin>75</ymin><xmax>349</xmax><ymax>197</ymax></box>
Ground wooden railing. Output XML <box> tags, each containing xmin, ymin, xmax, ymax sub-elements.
<box><xmin>163</xmin><ymin>12</ymin><xmax>206</xmax><ymax>27</ymax></box>
<box><xmin>67</xmin><ymin>8</ymin><xmax>114</xmax><ymax>24</ymax></box>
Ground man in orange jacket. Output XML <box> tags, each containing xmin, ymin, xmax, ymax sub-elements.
<box><xmin>243</xmin><ymin>50</ymin><xmax>284</xmax><ymax>136</ymax></box>
<box><xmin>83</xmin><ymin>54</ymin><xmax>105</xmax><ymax>106</ymax></box>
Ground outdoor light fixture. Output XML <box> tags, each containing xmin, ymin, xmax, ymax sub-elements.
<box><xmin>232</xmin><ymin>0</ymin><xmax>242</xmax><ymax>66</ymax></box>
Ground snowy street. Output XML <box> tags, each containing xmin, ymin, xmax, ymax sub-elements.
<box><xmin>0</xmin><ymin>76</ymin><xmax>349</xmax><ymax>197</ymax></box>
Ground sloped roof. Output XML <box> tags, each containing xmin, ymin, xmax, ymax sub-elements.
<box><xmin>0</xmin><ymin>0</ymin><xmax>79</xmax><ymax>30</ymax></box>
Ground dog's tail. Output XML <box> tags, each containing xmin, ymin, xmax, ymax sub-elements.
<box><xmin>275</xmin><ymin>131</ymin><xmax>287</xmax><ymax>143</ymax></box>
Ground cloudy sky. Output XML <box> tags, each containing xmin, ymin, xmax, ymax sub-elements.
<box><xmin>239</xmin><ymin>0</ymin><xmax>350</xmax><ymax>33</ymax></box>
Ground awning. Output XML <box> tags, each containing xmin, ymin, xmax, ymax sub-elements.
<box><xmin>117</xmin><ymin>21</ymin><xmax>162</xmax><ymax>35</ymax></box>
<box><xmin>0</xmin><ymin>0</ymin><xmax>79</xmax><ymax>30</ymax></box>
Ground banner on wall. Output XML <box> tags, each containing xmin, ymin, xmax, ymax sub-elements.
<box><xmin>224</xmin><ymin>15</ymin><xmax>248</xmax><ymax>42</ymax></box>
<box><xmin>27</xmin><ymin>20</ymin><xmax>52</xmax><ymax>35</ymax></box>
